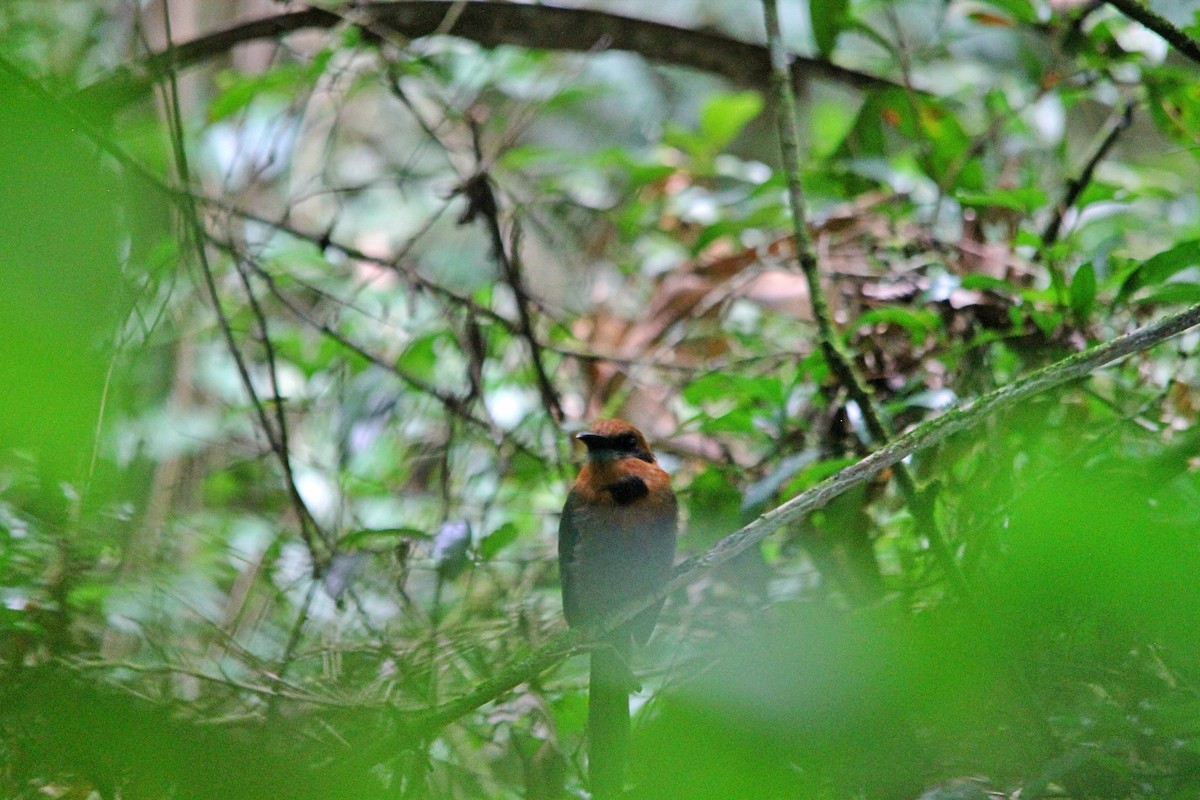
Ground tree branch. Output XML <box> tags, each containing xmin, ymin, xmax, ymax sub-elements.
<box><xmin>459</xmin><ymin>122</ymin><xmax>564</xmax><ymax>424</ymax></box>
<box><xmin>761</xmin><ymin>0</ymin><xmax>968</xmax><ymax>597</ymax></box>
<box><xmin>399</xmin><ymin>300</ymin><xmax>1200</xmax><ymax>740</ymax></box>
<box><xmin>81</xmin><ymin>1</ymin><xmax>905</xmax><ymax>109</ymax></box>
<box><xmin>1041</xmin><ymin>101</ymin><xmax>1135</xmax><ymax>249</ymax></box>
<box><xmin>157</xmin><ymin>2</ymin><xmax>329</xmax><ymax>567</ymax></box>
<box><xmin>1105</xmin><ymin>0</ymin><xmax>1200</xmax><ymax>68</ymax></box>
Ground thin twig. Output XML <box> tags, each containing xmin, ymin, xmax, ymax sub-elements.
<box><xmin>1105</xmin><ymin>0</ymin><xmax>1200</xmax><ymax>68</ymax></box>
<box><xmin>761</xmin><ymin>0</ymin><xmax>969</xmax><ymax>597</ymax></box>
<box><xmin>1041</xmin><ymin>101</ymin><xmax>1136</xmax><ymax>250</ymax></box>
<box><xmin>69</xmin><ymin>659</ymin><xmax>352</xmax><ymax>707</ymax></box>
<box><xmin>238</xmin><ymin>252</ymin><xmax>518</xmax><ymax>448</ymax></box>
<box><xmin>0</xmin><ymin>57</ymin><xmax>546</xmax><ymax>458</ymax></box>
<box><xmin>202</xmin><ymin>201</ymin><xmax>694</xmax><ymax>374</ymax></box>
<box><xmin>233</xmin><ymin>258</ymin><xmax>329</xmax><ymax>555</ymax></box>
<box><xmin>156</xmin><ymin>1</ymin><xmax>326</xmax><ymax>566</ymax></box>
<box><xmin>268</xmin><ymin>578</ymin><xmax>321</xmax><ymax>718</ymax></box>
<box><xmin>459</xmin><ymin>121</ymin><xmax>564</xmax><ymax>423</ymax></box>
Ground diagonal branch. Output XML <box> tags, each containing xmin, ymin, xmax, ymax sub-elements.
<box><xmin>236</xmin><ymin>252</ymin><xmax>512</xmax><ymax>446</ymax></box>
<box><xmin>760</xmin><ymin>0</ymin><xmax>968</xmax><ymax>596</ymax></box>
<box><xmin>81</xmin><ymin>1</ymin><xmax>906</xmax><ymax>110</ymax></box>
<box><xmin>1041</xmin><ymin>101</ymin><xmax>1136</xmax><ymax>250</ymax></box>
<box><xmin>398</xmin><ymin>300</ymin><xmax>1200</xmax><ymax>740</ymax></box>
<box><xmin>157</xmin><ymin>3</ymin><xmax>329</xmax><ymax>568</ymax></box>
<box><xmin>1105</xmin><ymin>0</ymin><xmax>1200</xmax><ymax>68</ymax></box>
<box><xmin>458</xmin><ymin>123</ymin><xmax>564</xmax><ymax>424</ymax></box>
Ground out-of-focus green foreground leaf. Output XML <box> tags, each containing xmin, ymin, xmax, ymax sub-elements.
<box><xmin>0</xmin><ymin>73</ymin><xmax>121</xmax><ymax>483</ymax></box>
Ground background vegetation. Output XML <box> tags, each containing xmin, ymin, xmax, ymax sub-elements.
<box><xmin>4</xmin><ymin>0</ymin><xmax>1200</xmax><ymax>797</ymax></box>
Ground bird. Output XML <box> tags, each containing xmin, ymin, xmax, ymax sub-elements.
<box><xmin>558</xmin><ymin>419</ymin><xmax>677</xmax><ymax>798</ymax></box>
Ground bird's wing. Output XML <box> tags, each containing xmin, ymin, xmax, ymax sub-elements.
<box><xmin>558</xmin><ymin>489</ymin><xmax>582</xmax><ymax>628</ymax></box>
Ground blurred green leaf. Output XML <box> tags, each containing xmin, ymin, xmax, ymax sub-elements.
<box><xmin>0</xmin><ymin>71</ymin><xmax>122</xmax><ymax>482</ymax></box>
<box><xmin>698</xmin><ymin>91</ymin><xmax>764</xmax><ymax>152</ymax></box>
<box><xmin>957</xmin><ymin>186</ymin><xmax>1047</xmax><ymax>213</ymax></box>
<box><xmin>340</xmin><ymin>527</ymin><xmax>429</xmax><ymax>551</ymax></box>
<box><xmin>685</xmin><ymin>467</ymin><xmax>742</xmax><ymax>547</ymax></box>
<box><xmin>810</xmin><ymin>0</ymin><xmax>850</xmax><ymax>57</ymax></box>
<box><xmin>683</xmin><ymin>373</ymin><xmax>784</xmax><ymax>408</ymax></box>
<box><xmin>851</xmin><ymin>307</ymin><xmax>940</xmax><ymax>345</ymax></box>
<box><xmin>1117</xmin><ymin>240</ymin><xmax>1200</xmax><ymax>303</ymax></box>
<box><xmin>480</xmin><ymin>521</ymin><xmax>519</xmax><ymax>560</ymax></box>
<box><xmin>1146</xmin><ymin>66</ymin><xmax>1200</xmax><ymax>153</ymax></box>
<box><xmin>396</xmin><ymin>332</ymin><xmax>445</xmax><ymax>383</ymax></box>
<box><xmin>433</xmin><ymin>520</ymin><xmax>472</xmax><ymax>579</ymax></box>
<box><xmin>972</xmin><ymin>0</ymin><xmax>1037</xmax><ymax>24</ymax></box>
<box><xmin>1069</xmin><ymin>262</ymin><xmax>1096</xmax><ymax>320</ymax></box>
<box><xmin>209</xmin><ymin>58</ymin><xmax>329</xmax><ymax>122</ymax></box>
<box><xmin>1130</xmin><ymin>281</ymin><xmax>1200</xmax><ymax>306</ymax></box>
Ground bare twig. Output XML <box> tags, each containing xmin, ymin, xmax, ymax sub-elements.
<box><xmin>761</xmin><ymin>0</ymin><xmax>968</xmax><ymax>597</ymax></box>
<box><xmin>1105</xmin><ymin>0</ymin><xmax>1200</xmax><ymax>68</ymax></box>
<box><xmin>70</xmin><ymin>658</ymin><xmax>351</xmax><ymax>708</ymax></box>
<box><xmin>1041</xmin><ymin>101</ymin><xmax>1136</xmax><ymax>249</ymax></box>
<box><xmin>268</xmin><ymin>578</ymin><xmax>321</xmax><ymax>718</ymax></box>
<box><xmin>156</xmin><ymin>1</ymin><xmax>327</xmax><ymax>566</ymax></box>
<box><xmin>459</xmin><ymin>122</ymin><xmax>564</xmax><ymax>423</ymax></box>
<box><xmin>233</xmin><ymin>258</ymin><xmax>329</xmax><ymax>555</ymax></box>
<box><xmin>238</xmin><ymin>254</ymin><xmax>509</xmax><ymax>444</ymax></box>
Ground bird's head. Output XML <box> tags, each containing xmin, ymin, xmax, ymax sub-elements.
<box><xmin>575</xmin><ymin>419</ymin><xmax>655</xmax><ymax>464</ymax></box>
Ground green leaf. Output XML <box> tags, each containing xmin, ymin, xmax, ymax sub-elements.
<box><xmin>1130</xmin><ymin>282</ymin><xmax>1200</xmax><ymax>306</ymax></box>
<box><xmin>396</xmin><ymin>332</ymin><xmax>444</xmax><ymax>383</ymax></box>
<box><xmin>1069</xmin><ymin>262</ymin><xmax>1096</xmax><ymax>320</ymax></box>
<box><xmin>340</xmin><ymin>527</ymin><xmax>429</xmax><ymax>551</ymax></box>
<box><xmin>972</xmin><ymin>0</ymin><xmax>1037</xmax><ymax>24</ymax></box>
<box><xmin>957</xmin><ymin>187</ymin><xmax>1048</xmax><ymax>213</ymax></box>
<box><xmin>960</xmin><ymin>274</ymin><xmax>1016</xmax><ymax>294</ymax></box>
<box><xmin>809</xmin><ymin>97</ymin><xmax>859</xmax><ymax>160</ymax></box>
<box><xmin>1075</xmin><ymin>181</ymin><xmax>1122</xmax><ymax>209</ymax></box>
<box><xmin>1146</xmin><ymin>67</ymin><xmax>1200</xmax><ymax>150</ymax></box>
<box><xmin>810</xmin><ymin>0</ymin><xmax>851</xmax><ymax>57</ymax></box>
<box><xmin>685</xmin><ymin>467</ymin><xmax>743</xmax><ymax>547</ymax></box>
<box><xmin>1029</xmin><ymin>308</ymin><xmax>1063</xmax><ymax>335</ymax></box>
<box><xmin>851</xmin><ymin>307</ymin><xmax>940</xmax><ymax>345</ymax></box>
<box><xmin>1117</xmin><ymin>240</ymin><xmax>1200</xmax><ymax>303</ymax></box>
<box><xmin>67</xmin><ymin>582</ymin><xmax>111</xmax><ymax>608</ymax></box>
<box><xmin>683</xmin><ymin>373</ymin><xmax>784</xmax><ymax>408</ymax></box>
<box><xmin>209</xmin><ymin>64</ymin><xmax>309</xmax><ymax>122</ymax></box>
<box><xmin>681</xmin><ymin>373</ymin><xmax>730</xmax><ymax>405</ymax></box>
<box><xmin>499</xmin><ymin>144</ymin><xmax>560</xmax><ymax>170</ymax></box>
<box><xmin>480</xmin><ymin>522</ymin><xmax>520</xmax><ymax>561</ymax></box>
<box><xmin>698</xmin><ymin>91</ymin><xmax>764</xmax><ymax>151</ymax></box>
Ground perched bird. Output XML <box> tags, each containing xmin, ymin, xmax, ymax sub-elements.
<box><xmin>558</xmin><ymin>419</ymin><xmax>677</xmax><ymax>798</ymax></box>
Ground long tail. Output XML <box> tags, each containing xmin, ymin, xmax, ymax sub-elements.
<box><xmin>588</xmin><ymin>637</ymin><xmax>632</xmax><ymax>798</ymax></box>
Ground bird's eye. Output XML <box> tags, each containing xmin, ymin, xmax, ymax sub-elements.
<box><xmin>615</xmin><ymin>433</ymin><xmax>638</xmax><ymax>450</ymax></box>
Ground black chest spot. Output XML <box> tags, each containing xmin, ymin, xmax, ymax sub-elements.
<box><xmin>606</xmin><ymin>474</ymin><xmax>649</xmax><ymax>505</ymax></box>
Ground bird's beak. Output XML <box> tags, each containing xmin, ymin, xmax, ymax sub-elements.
<box><xmin>575</xmin><ymin>431</ymin><xmax>615</xmax><ymax>458</ymax></box>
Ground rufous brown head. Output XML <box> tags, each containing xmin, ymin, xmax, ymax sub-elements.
<box><xmin>575</xmin><ymin>419</ymin><xmax>656</xmax><ymax>464</ymax></box>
